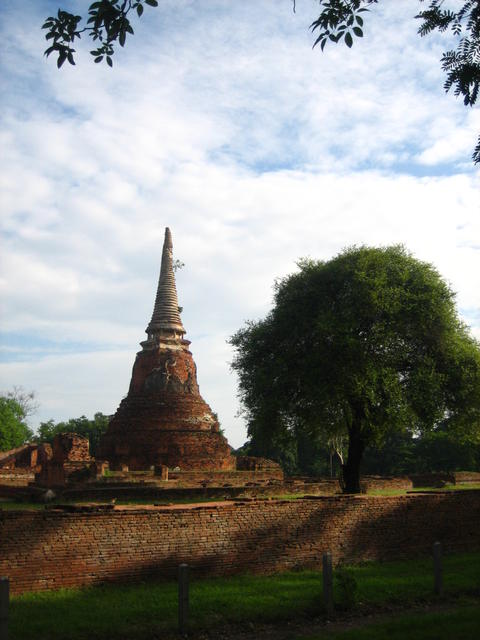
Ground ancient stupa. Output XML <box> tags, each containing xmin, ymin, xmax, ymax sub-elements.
<box><xmin>98</xmin><ymin>228</ymin><xmax>235</xmax><ymax>471</ymax></box>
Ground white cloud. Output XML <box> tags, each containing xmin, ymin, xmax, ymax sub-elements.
<box><xmin>0</xmin><ymin>0</ymin><xmax>479</xmax><ymax>449</ymax></box>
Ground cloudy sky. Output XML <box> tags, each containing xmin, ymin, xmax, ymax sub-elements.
<box><xmin>1</xmin><ymin>0</ymin><xmax>479</xmax><ymax>448</ymax></box>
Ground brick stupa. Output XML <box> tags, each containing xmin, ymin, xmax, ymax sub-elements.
<box><xmin>98</xmin><ymin>228</ymin><xmax>235</xmax><ymax>471</ymax></box>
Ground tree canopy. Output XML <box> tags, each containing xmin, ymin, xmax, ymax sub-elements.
<box><xmin>0</xmin><ymin>396</ymin><xmax>34</xmax><ymax>451</ymax></box>
<box><xmin>230</xmin><ymin>245</ymin><xmax>480</xmax><ymax>493</ymax></box>
<box><xmin>42</xmin><ymin>1</ymin><xmax>480</xmax><ymax>163</ymax></box>
<box><xmin>37</xmin><ymin>413</ymin><xmax>110</xmax><ymax>456</ymax></box>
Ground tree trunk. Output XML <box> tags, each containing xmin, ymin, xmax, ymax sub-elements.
<box><xmin>342</xmin><ymin>422</ymin><xmax>365</xmax><ymax>494</ymax></box>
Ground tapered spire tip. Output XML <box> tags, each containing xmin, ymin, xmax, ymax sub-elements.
<box><xmin>145</xmin><ymin>227</ymin><xmax>185</xmax><ymax>342</ymax></box>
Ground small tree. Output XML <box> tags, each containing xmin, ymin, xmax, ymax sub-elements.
<box><xmin>230</xmin><ymin>245</ymin><xmax>480</xmax><ymax>493</ymax></box>
<box><xmin>0</xmin><ymin>396</ymin><xmax>34</xmax><ymax>451</ymax></box>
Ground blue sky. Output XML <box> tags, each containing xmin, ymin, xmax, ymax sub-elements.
<box><xmin>0</xmin><ymin>0</ymin><xmax>479</xmax><ymax>447</ymax></box>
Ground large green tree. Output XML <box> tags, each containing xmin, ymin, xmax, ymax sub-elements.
<box><xmin>230</xmin><ymin>245</ymin><xmax>480</xmax><ymax>493</ymax></box>
<box><xmin>42</xmin><ymin>1</ymin><xmax>480</xmax><ymax>163</ymax></box>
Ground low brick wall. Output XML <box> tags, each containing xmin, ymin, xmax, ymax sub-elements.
<box><xmin>1</xmin><ymin>491</ymin><xmax>479</xmax><ymax>595</ymax></box>
<box><xmin>0</xmin><ymin>469</ymin><xmax>35</xmax><ymax>487</ymax></box>
<box><xmin>454</xmin><ymin>471</ymin><xmax>480</xmax><ymax>484</ymax></box>
<box><xmin>362</xmin><ymin>476</ymin><xmax>413</xmax><ymax>491</ymax></box>
<box><xmin>169</xmin><ymin>469</ymin><xmax>284</xmax><ymax>484</ymax></box>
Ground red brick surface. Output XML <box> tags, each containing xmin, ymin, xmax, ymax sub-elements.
<box><xmin>0</xmin><ymin>443</ymin><xmax>52</xmax><ymax>471</ymax></box>
<box><xmin>1</xmin><ymin>491</ymin><xmax>479</xmax><ymax>595</ymax></box>
<box><xmin>236</xmin><ymin>456</ymin><xmax>283</xmax><ymax>473</ymax></box>
<box><xmin>98</xmin><ymin>346</ymin><xmax>235</xmax><ymax>470</ymax></box>
<box><xmin>52</xmin><ymin>433</ymin><xmax>91</xmax><ymax>463</ymax></box>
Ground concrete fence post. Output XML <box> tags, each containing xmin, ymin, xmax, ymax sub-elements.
<box><xmin>178</xmin><ymin>564</ymin><xmax>189</xmax><ymax>636</ymax></box>
<box><xmin>0</xmin><ymin>577</ymin><xmax>9</xmax><ymax>640</ymax></box>
<box><xmin>322</xmin><ymin>552</ymin><xmax>334</xmax><ymax>617</ymax></box>
<box><xmin>433</xmin><ymin>541</ymin><xmax>443</xmax><ymax>596</ymax></box>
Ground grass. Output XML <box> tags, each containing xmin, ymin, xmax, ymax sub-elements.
<box><xmin>367</xmin><ymin>482</ymin><xmax>480</xmax><ymax>496</ymax></box>
<box><xmin>298</xmin><ymin>604</ymin><xmax>480</xmax><ymax>640</ymax></box>
<box><xmin>9</xmin><ymin>552</ymin><xmax>480</xmax><ymax>640</ymax></box>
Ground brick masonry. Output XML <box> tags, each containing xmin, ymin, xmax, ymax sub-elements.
<box><xmin>1</xmin><ymin>491</ymin><xmax>479</xmax><ymax>595</ymax></box>
<box><xmin>97</xmin><ymin>346</ymin><xmax>236</xmax><ymax>471</ymax></box>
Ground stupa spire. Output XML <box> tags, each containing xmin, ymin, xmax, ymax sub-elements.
<box><xmin>145</xmin><ymin>227</ymin><xmax>185</xmax><ymax>340</ymax></box>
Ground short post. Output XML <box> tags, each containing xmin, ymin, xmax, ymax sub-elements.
<box><xmin>322</xmin><ymin>552</ymin><xmax>334</xmax><ymax>617</ymax></box>
<box><xmin>0</xmin><ymin>577</ymin><xmax>9</xmax><ymax>640</ymax></box>
<box><xmin>178</xmin><ymin>564</ymin><xmax>189</xmax><ymax>636</ymax></box>
<box><xmin>433</xmin><ymin>541</ymin><xmax>443</xmax><ymax>596</ymax></box>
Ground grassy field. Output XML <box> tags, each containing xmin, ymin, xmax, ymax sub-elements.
<box><xmin>368</xmin><ymin>482</ymin><xmax>480</xmax><ymax>496</ymax></box>
<box><xmin>301</xmin><ymin>604</ymin><xmax>480</xmax><ymax>640</ymax></box>
<box><xmin>9</xmin><ymin>552</ymin><xmax>480</xmax><ymax>640</ymax></box>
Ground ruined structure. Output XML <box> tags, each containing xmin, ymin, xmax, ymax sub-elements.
<box><xmin>0</xmin><ymin>443</ymin><xmax>52</xmax><ymax>472</ymax></box>
<box><xmin>35</xmin><ymin>433</ymin><xmax>93</xmax><ymax>486</ymax></box>
<box><xmin>97</xmin><ymin>228</ymin><xmax>235</xmax><ymax>471</ymax></box>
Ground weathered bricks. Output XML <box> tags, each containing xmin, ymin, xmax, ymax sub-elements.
<box><xmin>97</xmin><ymin>346</ymin><xmax>236</xmax><ymax>471</ymax></box>
<box><xmin>1</xmin><ymin>491</ymin><xmax>479</xmax><ymax>595</ymax></box>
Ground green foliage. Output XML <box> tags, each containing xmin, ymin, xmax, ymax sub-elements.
<box><xmin>238</xmin><ymin>429</ymin><xmax>340</xmax><ymax>477</ymax></box>
<box><xmin>309</xmin><ymin>1</ymin><xmax>480</xmax><ymax>164</ymax></box>
<box><xmin>0</xmin><ymin>396</ymin><xmax>34</xmax><ymax>451</ymax></box>
<box><xmin>413</xmin><ymin>425</ymin><xmax>480</xmax><ymax>473</ymax></box>
<box><xmin>37</xmin><ymin>412</ymin><xmax>110</xmax><ymax>456</ymax></box>
<box><xmin>230</xmin><ymin>245</ymin><xmax>480</xmax><ymax>492</ymax></box>
<box><xmin>361</xmin><ymin>427</ymin><xmax>480</xmax><ymax>476</ymax></box>
<box><xmin>334</xmin><ymin>566</ymin><xmax>358</xmax><ymax>610</ymax></box>
<box><xmin>42</xmin><ymin>1</ymin><xmax>158</xmax><ymax>68</ymax></box>
<box><xmin>310</xmin><ymin>0</ymin><xmax>376</xmax><ymax>51</ymax></box>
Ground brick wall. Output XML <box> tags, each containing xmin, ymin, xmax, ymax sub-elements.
<box><xmin>362</xmin><ymin>476</ymin><xmax>413</xmax><ymax>491</ymax></box>
<box><xmin>453</xmin><ymin>471</ymin><xmax>480</xmax><ymax>484</ymax></box>
<box><xmin>0</xmin><ymin>469</ymin><xmax>35</xmax><ymax>487</ymax></box>
<box><xmin>1</xmin><ymin>491</ymin><xmax>479</xmax><ymax>595</ymax></box>
<box><xmin>169</xmin><ymin>470</ymin><xmax>284</xmax><ymax>484</ymax></box>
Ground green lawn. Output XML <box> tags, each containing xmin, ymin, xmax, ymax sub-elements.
<box><xmin>300</xmin><ymin>604</ymin><xmax>480</xmax><ymax>640</ymax></box>
<box><xmin>368</xmin><ymin>483</ymin><xmax>480</xmax><ymax>496</ymax></box>
<box><xmin>9</xmin><ymin>552</ymin><xmax>480</xmax><ymax>640</ymax></box>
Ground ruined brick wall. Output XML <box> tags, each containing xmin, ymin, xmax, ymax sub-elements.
<box><xmin>236</xmin><ymin>456</ymin><xmax>283</xmax><ymax>474</ymax></box>
<box><xmin>284</xmin><ymin>476</ymin><xmax>412</xmax><ymax>494</ymax></box>
<box><xmin>169</xmin><ymin>469</ymin><xmax>284</xmax><ymax>484</ymax></box>
<box><xmin>0</xmin><ymin>469</ymin><xmax>35</xmax><ymax>487</ymax></box>
<box><xmin>1</xmin><ymin>491</ymin><xmax>479</xmax><ymax>595</ymax></box>
<box><xmin>362</xmin><ymin>476</ymin><xmax>413</xmax><ymax>491</ymax></box>
<box><xmin>52</xmin><ymin>433</ymin><xmax>90</xmax><ymax>463</ymax></box>
<box><xmin>34</xmin><ymin>435</ymin><xmax>92</xmax><ymax>487</ymax></box>
<box><xmin>0</xmin><ymin>443</ymin><xmax>52</xmax><ymax>471</ymax></box>
<box><xmin>453</xmin><ymin>471</ymin><xmax>480</xmax><ymax>484</ymax></box>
